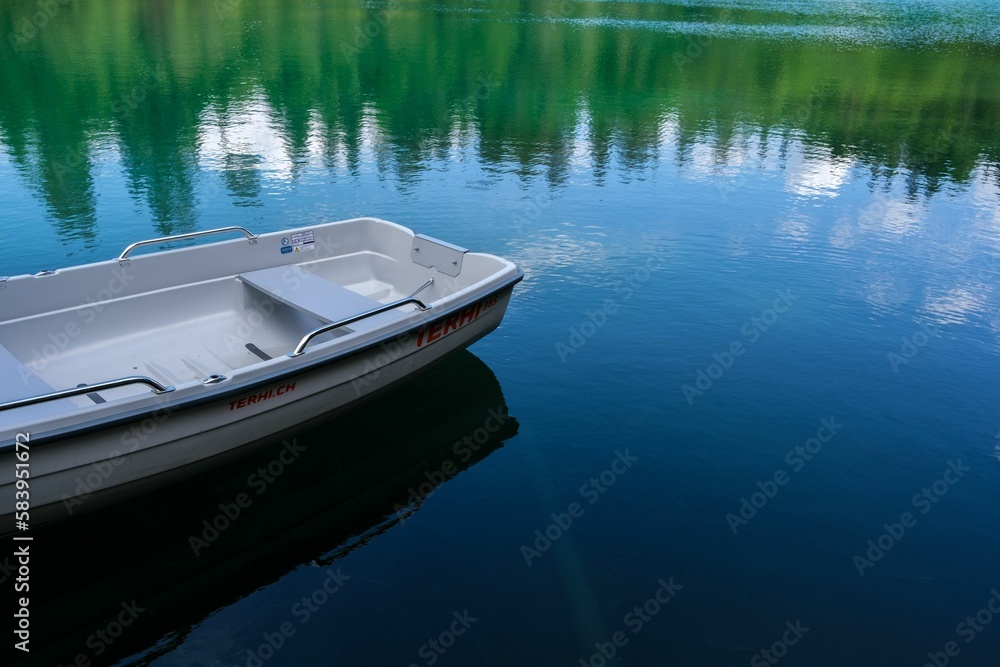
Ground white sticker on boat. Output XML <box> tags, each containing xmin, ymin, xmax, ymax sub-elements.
<box><xmin>290</xmin><ymin>230</ymin><xmax>315</xmax><ymax>252</ymax></box>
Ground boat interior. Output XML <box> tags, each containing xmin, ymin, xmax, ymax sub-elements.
<box><xmin>0</xmin><ymin>218</ymin><xmax>513</xmax><ymax>410</ymax></box>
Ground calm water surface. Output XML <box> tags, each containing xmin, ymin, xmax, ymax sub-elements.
<box><xmin>3</xmin><ymin>0</ymin><xmax>1000</xmax><ymax>665</ymax></box>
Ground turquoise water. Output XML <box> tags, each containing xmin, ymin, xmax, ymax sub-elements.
<box><xmin>3</xmin><ymin>0</ymin><xmax>1000</xmax><ymax>665</ymax></box>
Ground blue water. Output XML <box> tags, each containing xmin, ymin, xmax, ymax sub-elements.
<box><xmin>3</xmin><ymin>0</ymin><xmax>1000</xmax><ymax>665</ymax></box>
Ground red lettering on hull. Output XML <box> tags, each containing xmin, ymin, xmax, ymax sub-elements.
<box><xmin>416</xmin><ymin>294</ymin><xmax>499</xmax><ymax>348</ymax></box>
<box><xmin>229</xmin><ymin>382</ymin><xmax>296</xmax><ymax>411</ymax></box>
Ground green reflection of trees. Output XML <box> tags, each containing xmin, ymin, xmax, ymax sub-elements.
<box><xmin>0</xmin><ymin>0</ymin><xmax>998</xmax><ymax>234</ymax></box>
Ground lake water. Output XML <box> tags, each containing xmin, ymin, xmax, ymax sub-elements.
<box><xmin>3</xmin><ymin>0</ymin><xmax>1000</xmax><ymax>665</ymax></box>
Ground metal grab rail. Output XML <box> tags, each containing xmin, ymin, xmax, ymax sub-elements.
<box><xmin>118</xmin><ymin>226</ymin><xmax>259</xmax><ymax>266</ymax></box>
<box><xmin>288</xmin><ymin>278</ymin><xmax>435</xmax><ymax>358</ymax></box>
<box><xmin>0</xmin><ymin>376</ymin><xmax>175</xmax><ymax>412</ymax></box>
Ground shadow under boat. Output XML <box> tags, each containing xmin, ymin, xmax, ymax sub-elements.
<box><xmin>12</xmin><ymin>349</ymin><xmax>518</xmax><ymax>667</ymax></box>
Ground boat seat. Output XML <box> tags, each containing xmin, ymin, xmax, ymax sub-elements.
<box><xmin>238</xmin><ymin>266</ymin><xmax>383</xmax><ymax>325</ymax></box>
<box><xmin>0</xmin><ymin>342</ymin><xmax>58</xmax><ymax>404</ymax></box>
<box><xmin>0</xmin><ymin>341</ymin><xmax>81</xmax><ymax>429</ymax></box>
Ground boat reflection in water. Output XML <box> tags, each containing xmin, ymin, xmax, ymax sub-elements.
<box><xmin>20</xmin><ymin>350</ymin><xmax>518</xmax><ymax>667</ymax></box>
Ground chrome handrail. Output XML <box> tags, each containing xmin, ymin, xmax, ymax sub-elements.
<box><xmin>288</xmin><ymin>278</ymin><xmax>435</xmax><ymax>358</ymax></box>
<box><xmin>118</xmin><ymin>226</ymin><xmax>259</xmax><ymax>266</ymax></box>
<box><xmin>0</xmin><ymin>376</ymin><xmax>175</xmax><ymax>412</ymax></box>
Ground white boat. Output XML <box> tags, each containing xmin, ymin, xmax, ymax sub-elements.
<box><xmin>0</xmin><ymin>217</ymin><xmax>522</xmax><ymax>530</ymax></box>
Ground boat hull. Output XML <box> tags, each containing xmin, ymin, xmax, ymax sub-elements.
<box><xmin>0</xmin><ymin>283</ymin><xmax>516</xmax><ymax>531</ymax></box>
